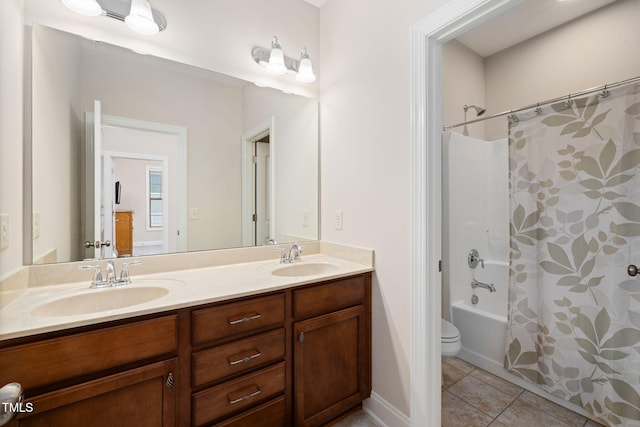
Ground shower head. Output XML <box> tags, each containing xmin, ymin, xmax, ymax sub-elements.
<box><xmin>464</xmin><ymin>104</ymin><xmax>486</xmax><ymax>116</ymax></box>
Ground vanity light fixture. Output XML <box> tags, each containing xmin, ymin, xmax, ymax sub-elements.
<box><xmin>125</xmin><ymin>0</ymin><xmax>159</xmax><ymax>35</ymax></box>
<box><xmin>252</xmin><ymin>36</ymin><xmax>316</xmax><ymax>83</ymax></box>
<box><xmin>60</xmin><ymin>0</ymin><xmax>167</xmax><ymax>34</ymax></box>
<box><xmin>266</xmin><ymin>37</ymin><xmax>288</xmax><ymax>75</ymax></box>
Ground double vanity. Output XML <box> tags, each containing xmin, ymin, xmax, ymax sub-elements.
<box><xmin>0</xmin><ymin>242</ymin><xmax>373</xmax><ymax>426</ymax></box>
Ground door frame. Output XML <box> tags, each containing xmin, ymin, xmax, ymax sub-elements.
<box><xmin>409</xmin><ymin>1</ymin><xmax>522</xmax><ymax>426</ymax></box>
<box><xmin>100</xmin><ymin>114</ymin><xmax>188</xmax><ymax>253</ymax></box>
<box><xmin>241</xmin><ymin>118</ymin><xmax>275</xmax><ymax>246</ymax></box>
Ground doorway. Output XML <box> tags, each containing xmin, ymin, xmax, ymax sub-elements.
<box><xmin>83</xmin><ymin>106</ymin><xmax>187</xmax><ymax>259</ymax></box>
<box><xmin>410</xmin><ymin>1</ymin><xmax>525</xmax><ymax>426</ymax></box>
<box><xmin>242</xmin><ymin>118</ymin><xmax>275</xmax><ymax>246</ymax></box>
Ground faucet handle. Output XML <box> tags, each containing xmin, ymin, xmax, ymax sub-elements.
<box><xmin>120</xmin><ymin>260</ymin><xmax>142</xmax><ymax>284</ymax></box>
<box><xmin>273</xmin><ymin>247</ymin><xmax>287</xmax><ymax>263</ymax></box>
<box><xmin>79</xmin><ymin>264</ymin><xmax>103</xmax><ymax>287</ymax></box>
<box><xmin>468</xmin><ymin>249</ymin><xmax>484</xmax><ymax>269</ymax></box>
<box><xmin>291</xmin><ymin>243</ymin><xmax>303</xmax><ymax>261</ymax></box>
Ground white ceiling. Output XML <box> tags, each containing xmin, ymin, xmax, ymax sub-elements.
<box><xmin>456</xmin><ymin>0</ymin><xmax>618</xmax><ymax>57</ymax></box>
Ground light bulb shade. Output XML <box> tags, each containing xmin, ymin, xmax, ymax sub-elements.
<box><xmin>267</xmin><ymin>47</ymin><xmax>287</xmax><ymax>75</ymax></box>
<box><xmin>296</xmin><ymin>57</ymin><xmax>316</xmax><ymax>83</ymax></box>
<box><xmin>61</xmin><ymin>0</ymin><xmax>103</xmax><ymax>16</ymax></box>
<box><xmin>125</xmin><ymin>0</ymin><xmax>160</xmax><ymax>35</ymax></box>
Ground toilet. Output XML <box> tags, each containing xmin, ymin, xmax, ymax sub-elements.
<box><xmin>441</xmin><ymin>318</ymin><xmax>461</xmax><ymax>357</ymax></box>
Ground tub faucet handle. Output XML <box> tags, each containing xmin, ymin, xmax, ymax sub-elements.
<box><xmin>468</xmin><ymin>249</ymin><xmax>484</xmax><ymax>269</ymax></box>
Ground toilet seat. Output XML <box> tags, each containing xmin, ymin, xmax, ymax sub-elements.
<box><xmin>441</xmin><ymin>319</ymin><xmax>460</xmax><ymax>342</ymax></box>
<box><xmin>441</xmin><ymin>319</ymin><xmax>461</xmax><ymax>357</ymax></box>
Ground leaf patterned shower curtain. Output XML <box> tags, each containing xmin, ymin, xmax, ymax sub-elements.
<box><xmin>505</xmin><ymin>83</ymin><xmax>640</xmax><ymax>426</ymax></box>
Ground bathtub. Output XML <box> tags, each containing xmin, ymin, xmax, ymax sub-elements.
<box><xmin>450</xmin><ymin>275</ymin><xmax>594</xmax><ymax>420</ymax></box>
<box><xmin>452</xmin><ymin>299</ymin><xmax>508</xmax><ymax>369</ymax></box>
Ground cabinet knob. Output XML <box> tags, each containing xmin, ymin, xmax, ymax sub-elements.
<box><xmin>628</xmin><ymin>264</ymin><xmax>639</xmax><ymax>277</ymax></box>
<box><xmin>299</xmin><ymin>332</ymin><xmax>305</xmax><ymax>344</ymax></box>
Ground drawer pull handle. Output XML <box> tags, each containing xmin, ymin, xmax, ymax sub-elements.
<box><xmin>228</xmin><ymin>349</ymin><xmax>262</xmax><ymax>365</ymax></box>
<box><xmin>166</xmin><ymin>373</ymin><xmax>174</xmax><ymax>392</ymax></box>
<box><xmin>228</xmin><ymin>312</ymin><xmax>261</xmax><ymax>325</ymax></box>
<box><xmin>228</xmin><ymin>385</ymin><xmax>261</xmax><ymax>404</ymax></box>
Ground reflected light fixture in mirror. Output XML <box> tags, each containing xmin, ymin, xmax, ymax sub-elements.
<box><xmin>296</xmin><ymin>48</ymin><xmax>316</xmax><ymax>83</ymax></box>
<box><xmin>252</xmin><ymin>36</ymin><xmax>316</xmax><ymax>83</ymax></box>
<box><xmin>60</xmin><ymin>0</ymin><xmax>167</xmax><ymax>34</ymax></box>
<box><xmin>61</xmin><ymin>0</ymin><xmax>102</xmax><ymax>16</ymax></box>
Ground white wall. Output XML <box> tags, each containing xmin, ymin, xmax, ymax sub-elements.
<box><xmin>31</xmin><ymin>25</ymin><xmax>83</xmax><ymax>264</ymax></box>
<box><xmin>0</xmin><ymin>0</ymin><xmax>24</xmax><ymax>277</ymax></box>
<box><xmin>319</xmin><ymin>0</ymin><xmax>449</xmax><ymax>419</ymax></box>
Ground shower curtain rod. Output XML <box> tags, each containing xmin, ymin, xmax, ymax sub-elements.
<box><xmin>443</xmin><ymin>75</ymin><xmax>640</xmax><ymax>131</ymax></box>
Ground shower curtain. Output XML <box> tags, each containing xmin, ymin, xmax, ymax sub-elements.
<box><xmin>505</xmin><ymin>83</ymin><xmax>640</xmax><ymax>426</ymax></box>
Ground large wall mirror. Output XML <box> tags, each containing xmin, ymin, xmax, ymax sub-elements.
<box><xmin>28</xmin><ymin>24</ymin><xmax>318</xmax><ymax>264</ymax></box>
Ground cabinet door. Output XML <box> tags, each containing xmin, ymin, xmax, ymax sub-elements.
<box><xmin>115</xmin><ymin>211</ymin><xmax>133</xmax><ymax>256</ymax></box>
<box><xmin>12</xmin><ymin>359</ymin><xmax>177</xmax><ymax>427</ymax></box>
<box><xmin>293</xmin><ymin>305</ymin><xmax>367</xmax><ymax>427</ymax></box>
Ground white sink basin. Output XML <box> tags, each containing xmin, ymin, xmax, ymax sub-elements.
<box><xmin>31</xmin><ymin>286</ymin><xmax>169</xmax><ymax>317</ymax></box>
<box><xmin>271</xmin><ymin>262</ymin><xmax>339</xmax><ymax>277</ymax></box>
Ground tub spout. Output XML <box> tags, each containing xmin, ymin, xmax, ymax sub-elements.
<box><xmin>471</xmin><ymin>279</ymin><xmax>495</xmax><ymax>292</ymax></box>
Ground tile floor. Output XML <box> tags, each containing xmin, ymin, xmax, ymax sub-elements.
<box><xmin>442</xmin><ymin>357</ymin><xmax>604</xmax><ymax>427</ymax></box>
<box><xmin>333</xmin><ymin>357</ymin><xmax>607</xmax><ymax>426</ymax></box>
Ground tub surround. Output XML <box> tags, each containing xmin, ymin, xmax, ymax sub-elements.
<box><xmin>0</xmin><ymin>241</ymin><xmax>374</xmax><ymax>341</ymax></box>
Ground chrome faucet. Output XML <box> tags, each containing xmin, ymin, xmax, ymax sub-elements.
<box><xmin>288</xmin><ymin>244</ymin><xmax>302</xmax><ymax>262</ymax></box>
<box><xmin>471</xmin><ymin>279</ymin><xmax>495</xmax><ymax>292</ymax></box>
<box><xmin>275</xmin><ymin>243</ymin><xmax>303</xmax><ymax>264</ymax></box>
<box><xmin>80</xmin><ymin>260</ymin><xmax>142</xmax><ymax>288</ymax></box>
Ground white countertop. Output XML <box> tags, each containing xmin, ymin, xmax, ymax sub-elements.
<box><xmin>0</xmin><ymin>253</ymin><xmax>373</xmax><ymax>341</ymax></box>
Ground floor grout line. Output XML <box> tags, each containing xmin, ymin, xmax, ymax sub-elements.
<box><xmin>442</xmin><ymin>357</ymin><xmax>602</xmax><ymax>427</ymax></box>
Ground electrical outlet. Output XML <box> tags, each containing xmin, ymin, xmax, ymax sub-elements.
<box><xmin>0</xmin><ymin>214</ymin><xmax>9</xmax><ymax>250</ymax></box>
<box><xmin>302</xmin><ymin>210</ymin><xmax>309</xmax><ymax>227</ymax></box>
<box><xmin>189</xmin><ymin>208</ymin><xmax>199</xmax><ymax>220</ymax></box>
<box><xmin>33</xmin><ymin>212</ymin><xmax>40</xmax><ymax>240</ymax></box>
<box><xmin>334</xmin><ymin>210</ymin><xmax>343</xmax><ymax>231</ymax></box>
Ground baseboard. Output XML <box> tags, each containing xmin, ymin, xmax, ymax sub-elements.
<box><xmin>363</xmin><ymin>392</ymin><xmax>410</xmax><ymax>427</ymax></box>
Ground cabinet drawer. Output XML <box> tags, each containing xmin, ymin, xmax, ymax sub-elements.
<box><xmin>213</xmin><ymin>396</ymin><xmax>286</xmax><ymax>427</ymax></box>
<box><xmin>293</xmin><ymin>275</ymin><xmax>365</xmax><ymax>319</ymax></box>
<box><xmin>192</xmin><ymin>328</ymin><xmax>285</xmax><ymax>388</ymax></box>
<box><xmin>192</xmin><ymin>294</ymin><xmax>285</xmax><ymax>345</ymax></box>
<box><xmin>0</xmin><ymin>315</ymin><xmax>177</xmax><ymax>392</ymax></box>
<box><xmin>192</xmin><ymin>362</ymin><xmax>285</xmax><ymax>426</ymax></box>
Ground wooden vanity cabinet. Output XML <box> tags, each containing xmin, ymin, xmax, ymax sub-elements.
<box><xmin>0</xmin><ymin>272</ymin><xmax>371</xmax><ymax>427</ymax></box>
<box><xmin>189</xmin><ymin>293</ymin><xmax>287</xmax><ymax>427</ymax></box>
<box><xmin>1</xmin><ymin>315</ymin><xmax>178</xmax><ymax>426</ymax></box>
<box><xmin>292</xmin><ymin>275</ymin><xmax>372</xmax><ymax>427</ymax></box>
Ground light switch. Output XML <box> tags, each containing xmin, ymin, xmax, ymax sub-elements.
<box><xmin>189</xmin><ymin>208</ymin><xmax>199</xmax><ymax>220</ymax></box>
<box><xmin>334</xmin><ymin>210</ymin><xmax>343</xmax><ymax>231</ymax></box>
<box><xmin>302</xmin><ymin>210</ymin><xmax>309</xmax><ymax>227</ymax></box>
<box><xmin>33</xmin><ymin>212</ymin><xmax>40</xmax><ymax>240</ymax></box>
<box><xmin>0</xmin><ymin>214</ymin><xmax>9</xmax><ymax>250</ymax></box>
